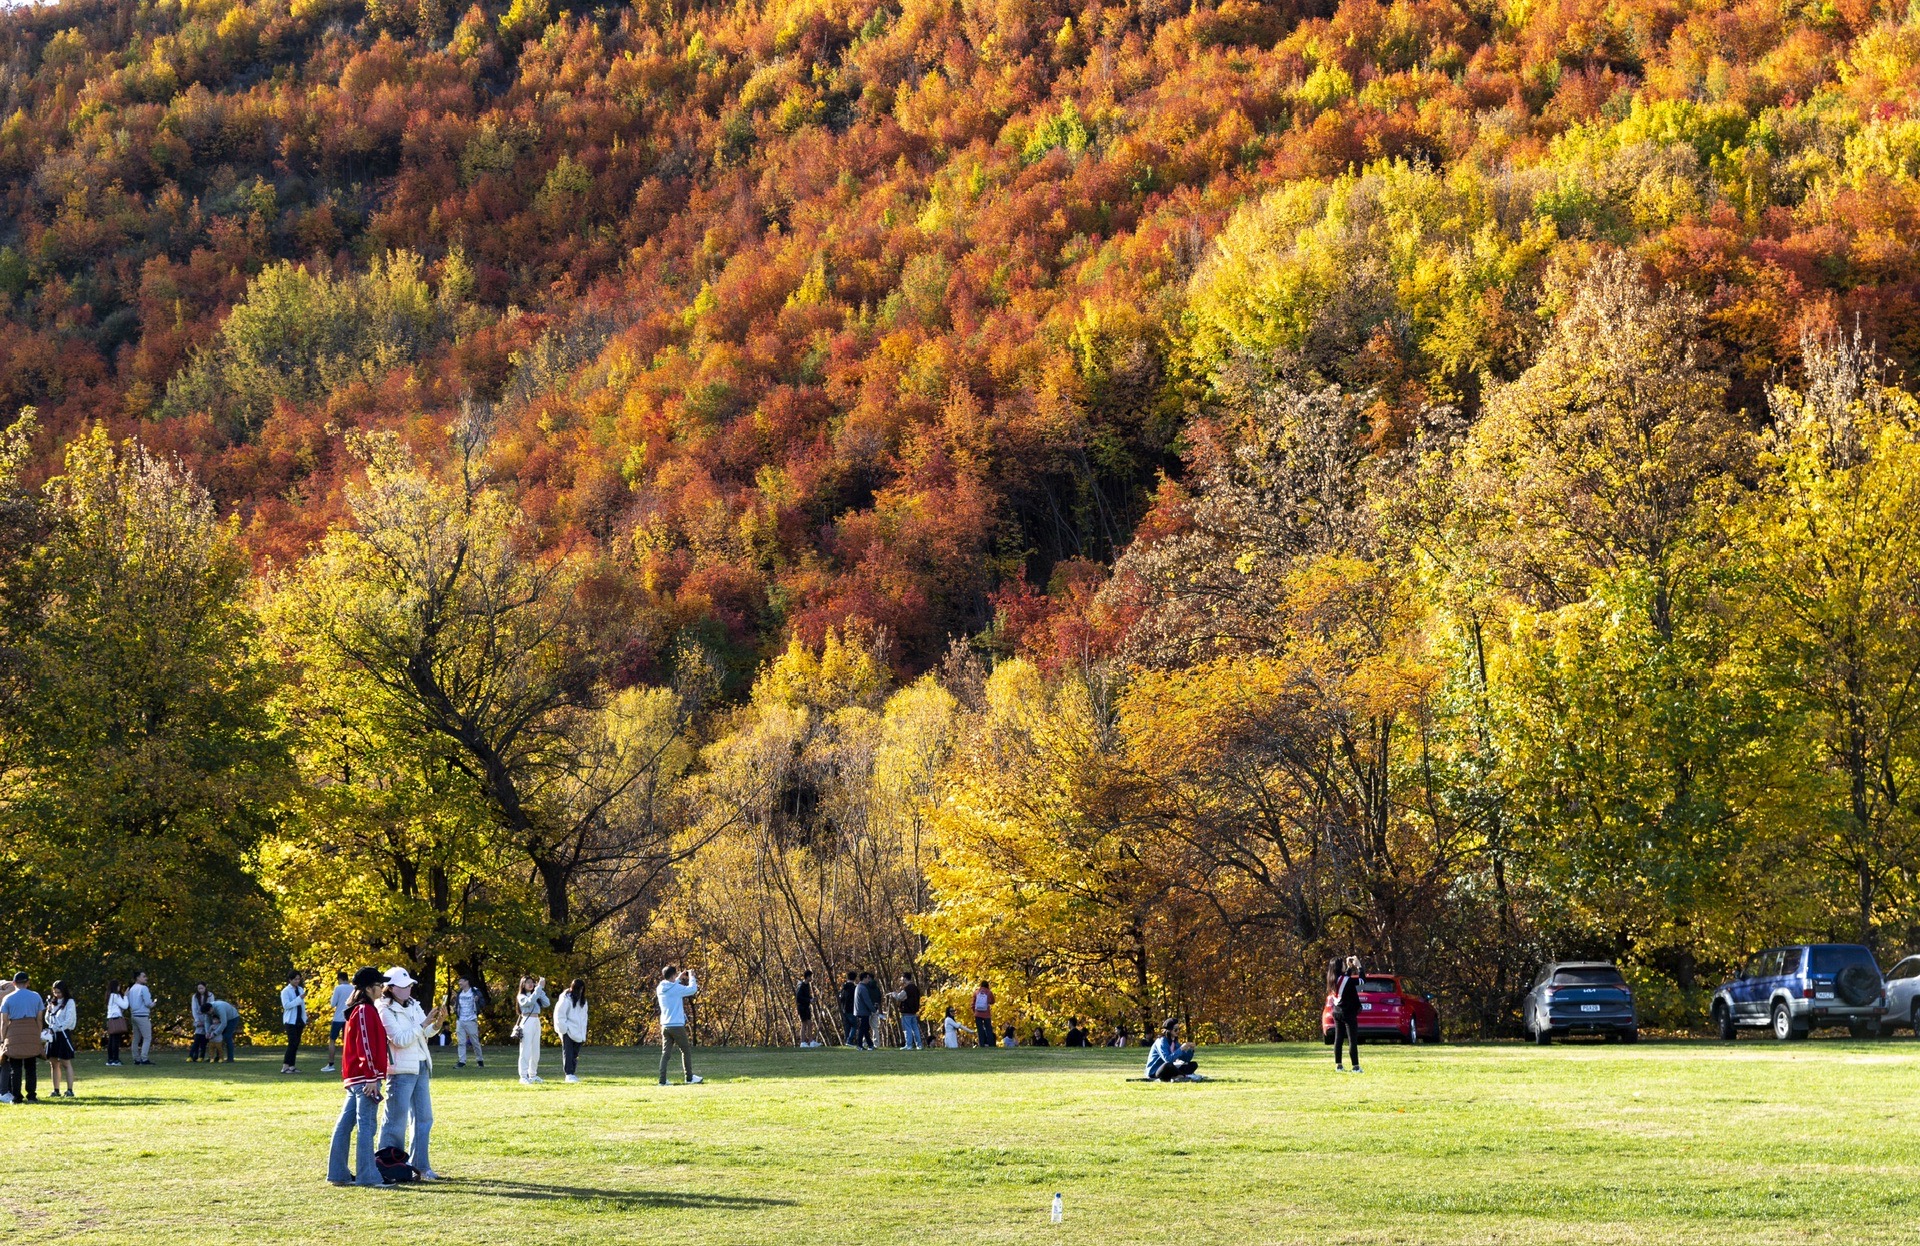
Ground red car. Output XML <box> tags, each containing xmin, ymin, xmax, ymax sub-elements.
<box><xmin>1321</xmin><ymin>974</ymin><xmax>1441</xmax><ymax>1043</ymax></box>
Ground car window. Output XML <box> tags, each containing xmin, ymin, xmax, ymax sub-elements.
<box><xmin>1890</xmin><ymin>957</ymin><xmax>1920</xmax><ymax>981</ymax></box>
<box><xmin>1761</xmin><ymin>950</ymin><xmax>1786</xmax><ymax>977</ymax></box>
<box><xmin>1552</xmin><ymin>966</ymin><xmax>1626</xmax><ymax>987</ymax></box>
<box><xmin>1741</xmin><ymin>952</ymin><xmax>1768</xmax><ymax>979</ymax></box>
<box><xmin>1809</xmin><ymin>946</ymin><xmax>1877</xmax><ymax>975</ymax></box>
<box><xmin>1359</xmin><ymin>977</ymin><xmax>1398</xmax><ymax>994</ymax></box>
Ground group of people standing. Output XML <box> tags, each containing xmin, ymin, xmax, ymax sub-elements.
<box><xmin>805</xmin><ymin>969</ymin><xmax>927</xmax><ymax>1050</ymax></box>
<box><xmin>328</xmin><ymin>966</ymin><xmax>443</xmax><ymax>1185</ymax></box>
<box><xmin>1</xmin><ymin>973</ymin><xmax>77</xmax><ymax>1103</ymax></box>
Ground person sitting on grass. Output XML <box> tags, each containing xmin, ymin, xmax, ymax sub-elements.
<box><xmin>1145</xmin><ymin>1018</ymin><xmax>1201</xmax><ymax>1082</ymax></box>
<box><xmin>1064</xmin><ymin>1018</ymin><xmax>1089</xmax><ymax>1048</ymax></box>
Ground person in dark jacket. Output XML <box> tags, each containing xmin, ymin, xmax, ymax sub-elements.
<box><xmin>795</xmin><ymin>970</ymin><xmax>817</xmax><ymax>1047</ymax></box>
<box><xmin>1333</xmin><ymin>955</ymin><xmax>1364</xmax><ymax>1073</ymax></box>
<box><xmin>1064</xmin><ymin>1018</ymin><xmax>1089</xmax><ymax>1047</ymax></box>
<box><xmin>838</xmin><ymin>972</ymin><xmax>858</xmax><ymax>1048</ymax></box>
<box><xmin>852</xmin><ymin>973</ymin><xmax>880</xmax><ymax>1050</ymax></box>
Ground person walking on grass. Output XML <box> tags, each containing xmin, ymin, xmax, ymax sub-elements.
<box><xmin>208</xmin><ymin>994</ymin><xmax>240</xmax><ymax>1063</ymax></box>
<box><xmin>450</xmin><ymin>976</ymin><xmax>486</xmax><ymax>1069</ymax></box>
<box><xmin>972</xmin><ymin>980</ymin><xmax>995</xmax><ymax>1049</ymax></box>
<box><xmin>323</xmin><ymin>971</ymin><xmax>351</xmax><ymax>1073</ymax></box>
<box><xmin>888</xmin><ymin>973</ymin><xmax>924</xmax><ymax>1050</ymax></box>
<box><xmin>377</xmin><ymin>967</ymin><xmax>443</xmax><ymax>1181</ymax></box>
<box><xmin>1332</xmin><ymin>955</ymin><xmax>1364</xmax><ymax>1074</ymax></box>
<box><xmin>188</xmin><ymin>982</ymin><xmax>210</xmax><ymax>1062</ymax></box>
<box><xmin>655</xmin><ymin>964</ymin><xmax>700</xmax><ymax>1086</ymax></box>
<box><xmin>281</xmin><ymin>971</ymin><xmax>308</xmax><ymax>1073</ymax></box>
<box><xmin>553</xmin><ymin>979</ymin><xmax>588</xmax><ymax>1083</ymax></box>
<box><xmin>794</xmin><ymin>969</ymin><xmax>817</xmax><ymax>1047</ymax></box>
<box><xmin>838</xmin><ymin>971</ymin><xmax>857</xmax><ymax>1048</ymax></box>
<box><xmin>943</xmin><ymin>1006</ymin><xmax>961</xmax><ymax>1048</ymax></box>
<box><xmin>514</xmin><ymin>975</ymin><xmax>549</xmax><ymax>1084</ymax></box>
<box><xmin>44</xmin><ymin>981</ymin><xmax>76</xmax><ymax>1098</ymax></box>
<box><xmin>127</xmin><ymin>971</ymin><xmax>154</xmax><ymax>1065</ymax></box>
<box><xmin>328</xmin><ymin>967</ymin><xmax>389</xmax><ymax>1187</ymax></box>
<box><xmin>104</xmin><ymin>981</ymin><xmax>128</xmax><ymax>1067</ymax></box>
<box><xmin>1146</xmin><ymin>1018</ymin><xmax>1201</xmax><ymax>1082</ymax></box>
<box><xmin>2</xmin><ymin>973</ymin><xmax>45</xmax><ymax>1103</ymax></box>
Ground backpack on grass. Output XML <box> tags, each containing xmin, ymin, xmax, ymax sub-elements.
<box><xmin>374</xmin><ymin>1146</ymin><xmax>419</xmax><ymax>1184</ymax></box>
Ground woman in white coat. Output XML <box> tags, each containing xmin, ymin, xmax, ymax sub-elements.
<box><xmin>376</xmin><ymin>967</ymin><xmax>444</xmax><ymax>1181</ymax></box>
<box><xmin>553</xmin><ymin>979</ymin><xmax>588</xmax><ymax>1083</ymax></box>
<box><xmin>514</xmin><ymin>975</ymin><xmax>549</xmax><ymax>1084</ymax></box>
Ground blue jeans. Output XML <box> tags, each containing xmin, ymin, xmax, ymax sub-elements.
<box><xmin>221</xmin><ymin>1018</ymin><xmax>238</xmax><ymax>1062</ymax></box>
<box><xmin>328</xmin><ymin>1085</ymin><xmax>383</xmax><ymax>1185</ymax></box>
<box><xmin>380</xmin><ymin>1065</ymin><xmax>433</xmax><ymax>1174</ymax></box>
<box><xmin>900</xmin><ymin>1015</ymin><xmax>923</xmax><ymax>1049</ymax></box>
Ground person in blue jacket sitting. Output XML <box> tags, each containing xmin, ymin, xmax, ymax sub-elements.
<box><xmin>1145</xmin><ymin>1018</ymin><xmax>1201</xmax><ymax>1082</ymax></box>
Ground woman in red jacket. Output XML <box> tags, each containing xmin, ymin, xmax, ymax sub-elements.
<box><xmin>327</xmin><ymin>968</ymin><xmax>390</xmax><ymax>1186</ymax></box>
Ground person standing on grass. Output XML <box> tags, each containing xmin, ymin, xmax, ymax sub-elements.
<box><xmin>794</xmin><ymin>969</ymin><xmax>816</xmax><ymax>1047</ymax></box>
<box><xmin>553</xmin><ymin>979</ymin><xmax>588</xmax><ymax>1083</ymax></box>
<box><xmin>188</xmin><ymin>982</ymin><xmax>211</xmax><ymax>1062</ymax></box>
<box><xmin>1332</xmin><ymin>955</ymin><xmax>1364</xmax><ymax>1074</ymax></box>
<box><xmin>127</xmin><ymin>971</ymin><xmax>154</xmax><ymax>1065</ymax></box>
<box><xmin>888</xmin><ymin>973</ymin><xmax>924</xmax><ymax>1050</ymax></box>
<box><xmin>514</xmin><ymin>975</ymin><xmax>549</xmax><ymax>1085</ymax></box>
<box><xmin>328</xmin><ymin>967</ymin><xmax>389</xmax><ymax>1187</ymax></box>
<box><xmin>972</xmin><ymin>980</ymin><xmax>995</xmax><ymax>1049</ymax></box>
<box><xmin>838</xmin><ymin>971</ymin><xmax>858</xmax><ymax>1047</ymax></box>
<box><xmin>44</xmin><ymin>981</ymin><xmax>77</xmax><ymax>1098</ymax></box>
<box><xmin>451</xmin><ymin>975</ymin><xmax>485</xmax><ymax>1069</ymax></box>
<box><xmin>2</xmin><ymin>973</ymin><xmax>45</xmax><ymax>1103</ymax></box>
<box><xmin>1145</xmin><ymin>1018</ymin><xmax>1200</xmax><ymax>1081</ymax></box>
<box><xmin>376</xmin><ymin>967</ymin><xmax>443</xmax><ymax>1181</ymax></box>
<box><xmin>104</xmin><ymin>981</ymin><xmax>128</xmax><ymax>1067</ymax></box>
<box><xmin>281</xmin><ymin>971</ymin><xmax>308</xmax><ymax>1073</ymax></box>
<box><xmin>852</xmin><ymin>972</ymin><xmax>879</xmax><ymax>1050</ymax></box>
<box><xmin>323</xmin><ymin>972</ymin><xmax>351</xmax><ymax>1073</ymax></box>
<box><xmin>655</xmin><ymin>965</ymin><xmax>701</xmax><ymax>1086</ymax></box>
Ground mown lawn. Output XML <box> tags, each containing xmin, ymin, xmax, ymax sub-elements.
<box><xmin>1</xmin><ymin>1037</ymin><xmax>1912</xmax><ymax>1243</ymax></box>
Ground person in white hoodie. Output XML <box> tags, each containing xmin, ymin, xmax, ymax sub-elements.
<box><xmin>376</xmin><ymin>967</ymin><xmax>444</xmax><ymax>1181</ymax></box>
<box><xmin>552</xmin><ymin>979</ymin><xmax>588</xmax><ymax>1083</ymax></box>
<box><xmin>654</xmin><ymin>964</ymin><xmax>701</xmax><ymax>1086</ymax></box>
<box><xmin>43</xmin><ymin>981</ymin><xmax>77</xmax><ymax>1097</ymax></box>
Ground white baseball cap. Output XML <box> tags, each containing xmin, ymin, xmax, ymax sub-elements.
<box><xmin>384</xmin><ymin>967</ymin><xmax>417</xmax><ymax>988</ymax></box>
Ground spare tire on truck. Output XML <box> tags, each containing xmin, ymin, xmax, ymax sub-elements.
<box><xmin>1837</xmin><ymin>963</ymin><xmax>1879</xmax><ymax>1007</ymax></box>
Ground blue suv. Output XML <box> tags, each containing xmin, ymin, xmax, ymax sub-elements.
<box><xmin>1711</xmin><ymin>945</ymin><xmax>1886</xmax><ymax>1041</ymax></box>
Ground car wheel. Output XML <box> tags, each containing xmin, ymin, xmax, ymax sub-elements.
<box><xmin>1912</xmin><ymin>999</ymin><xmax>1920</xmax><ymax>1038</ymax></box>
<box><xmin>1713</xmin><ymin>1001</ymin><xmax>1736</xmax><ymax>1042</ymax></box>
<box><xmin>1533</xmin><ymin>1018</ymin><xmax>1552</xmax><ymax>1046</ymax></box>
<box><xmin>1771</xmin><ymin>1001</ymin><xmax>1804</xmax><ymax>1041</ymax></box>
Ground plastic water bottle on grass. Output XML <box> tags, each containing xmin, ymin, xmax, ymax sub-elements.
<box><xmin>1051</xmin><ymin>1193</ymin><xmax>1063</xmax><ymax>1223</ymax></box>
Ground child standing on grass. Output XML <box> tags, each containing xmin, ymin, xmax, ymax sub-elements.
<box><xmin>189</xmin><ymin>983</ymin><xmax>210</xmax><ymax>1062</ymax></box>
<box><xmin>328</xmin><ymin>968</ymin><xmax>389</xmax><ymax>1187</ymax></box>
<box><xmin>553</xmin><ymin>979</ymin><xmax>588</xmax><ymax>1083</ymax></box>
<box><xmin>514</xmin><ymin>975</ymin><xmax>549</xmax><ymax>1084</ymax></box>
<box><xmin>943</xmin><ymin>1007</ymin><xmax>961</xmax><ymax>1048</ymax></box>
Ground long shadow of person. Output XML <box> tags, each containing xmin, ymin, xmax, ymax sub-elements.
<box><xmin>403</xmin><ymin>1180</ymin><xmax>793</xmax><ymax>1209</ymax></box>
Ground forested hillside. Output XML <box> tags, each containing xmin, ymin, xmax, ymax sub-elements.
<box><xmin>5</xmin><ymin>0</ymin><xmax>1920</xmax><ymax>1042</ymax></box>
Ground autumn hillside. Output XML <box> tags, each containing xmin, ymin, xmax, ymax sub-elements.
<box><xmin>4</xmin><ymin>0</ymin><xmax>1917</xmax><ymax>676</ymax></box>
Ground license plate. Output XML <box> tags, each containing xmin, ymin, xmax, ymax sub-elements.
<box><xmin>1360</xmin><ymin>1003</ymin><xmax>1372</xmax><ymax>1011</ymax></box>
<box><xmin>1815</xmin><ymin>992</ymin><xmax>1834</xmax><ymax>1000</ymax></box>
<box><xmin>1580</xmin><ymin>1004</ymin><xmax>1601</xmax><ymax>1013</ymax></box>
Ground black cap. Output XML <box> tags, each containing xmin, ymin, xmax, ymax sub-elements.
<box><xmin>351</xmin><ymin>966</ymin><xmax>384</xmax><ymax>990</ymax></box>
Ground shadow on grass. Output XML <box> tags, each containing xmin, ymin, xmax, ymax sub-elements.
<box><xmin>406</xmin><ymin>1179</ymin><xmax>793</xmax><ymax>1209</ymax></box>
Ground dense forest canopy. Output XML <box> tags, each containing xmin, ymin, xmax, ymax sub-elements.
<box><xmin>4</xmin><ymin>0</ymin><xmax>1920</xmax><ymax>1042</ymax></box>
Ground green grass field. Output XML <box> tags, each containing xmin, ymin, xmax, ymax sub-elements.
<box><xmin>1</xmin><ymin>1037</ymin><xmax>1912</xmax><ymax>1243</ymax></box>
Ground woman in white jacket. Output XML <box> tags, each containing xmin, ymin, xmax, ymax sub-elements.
<box><xmin>514</xmin><ymin>976</ymin><xmax>549</xmax><ymax>1084</ymax></box>
<box><xmin>376</xmin><ymin>967</ymin><xmax>444</xmax><ymax>1181</ymax></box>
<box><xmin>553</xmin><ymin>979</ymin><xmax>588</xmax><ymax>1083</ymax></box>
<box><xmin>44</xmin><ymin>981</ymin><xmax>76</xmax><ymax>1097</ymax></box>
